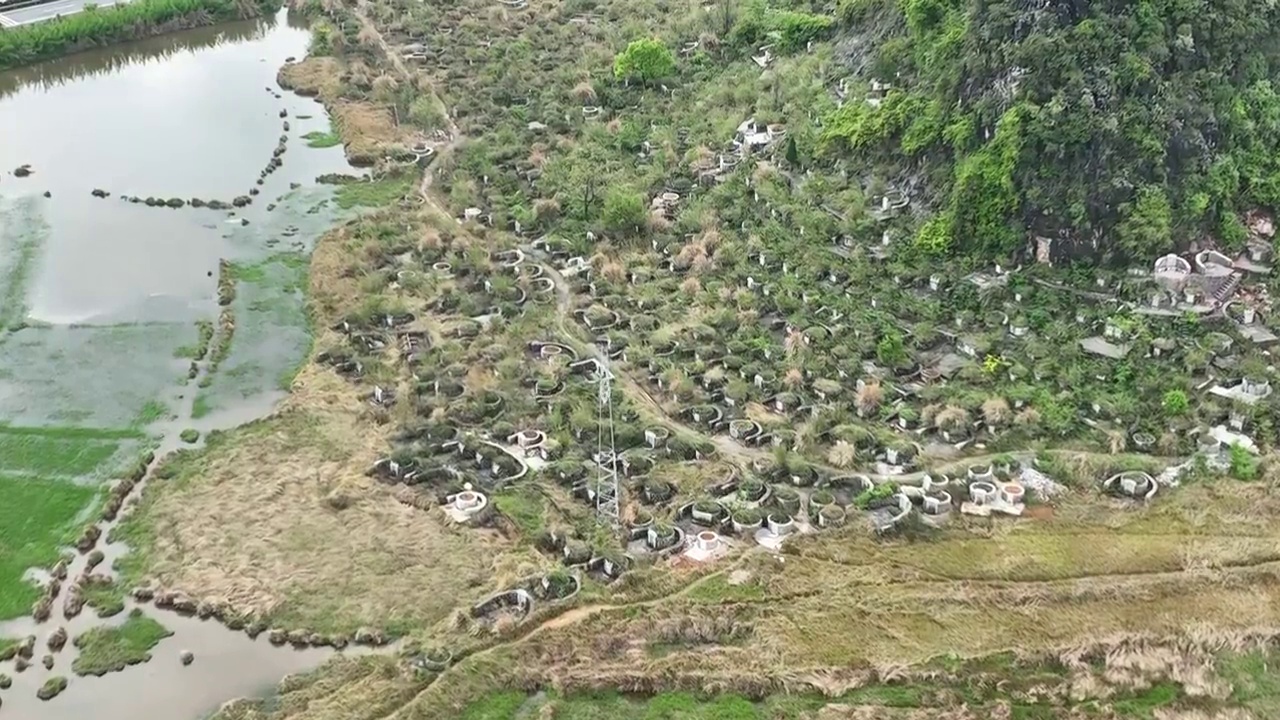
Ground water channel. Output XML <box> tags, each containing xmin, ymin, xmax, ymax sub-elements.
<box><xmin>0</xmin><ymin>10</ymin><xmax>376</xmax><ymax>718</ymax></box>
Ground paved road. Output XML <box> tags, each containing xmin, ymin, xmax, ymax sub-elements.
<box><xmin>0</xmin><ymin>0</ymin><xmax>125</xmax><ymax>27</ymax></box>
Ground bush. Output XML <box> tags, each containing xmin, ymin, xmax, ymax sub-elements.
<box><xmin>1161</xmin><ymin>389</ymin><xmax>1189</xmax><ymax>417</ymax></box>
<box><xmin>1229</xmin><ymin>443</ymin><xmax>1259</xmax><ymax>480</ymax></box>
<box><xmin>179</xmin><ymin>429</ymin><xmax>200</xmax><ymax>444</ymax></box>
<box><xmin>613</xmin><ymin>38</ymin><xmax>676</xmax><ymax>83</ymax></box>
<box><xmin>408</xmin><ymin>96</ymin><xmax>447</xmax><ymax>131</ymax></box>
<box><xmin>602</xmin><ymin>188</ymin><xmax>646</xmax><ymax>234</ymax></box>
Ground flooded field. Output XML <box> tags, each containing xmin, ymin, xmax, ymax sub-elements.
<box><xmin>0</xmin><ymin>10</ymin><xmax>376</xmax><ymax>718</ymax></box>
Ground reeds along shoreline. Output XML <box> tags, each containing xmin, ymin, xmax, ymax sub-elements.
<box><xmin>0</xmin><ymin>0</ymin><xmax>284</xmax><ymax>71</ymax></box>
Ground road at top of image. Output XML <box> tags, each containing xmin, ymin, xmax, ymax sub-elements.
<box><xmin>0</xmin><ymin>0</ymin><xmax>125</xmax><ymax>27</ymax></box>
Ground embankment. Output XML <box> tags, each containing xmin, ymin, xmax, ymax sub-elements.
<box><xmin>0</xmin><ymin>0</ymin><xmax>283</xmax><ymax>71</ymax></box>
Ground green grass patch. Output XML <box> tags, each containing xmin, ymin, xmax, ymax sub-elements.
<box><xmin>0</xmin><ymin>474</ymin><xmax>99</xmax><ymax>620</ymax></box>
<box><xmin>302</xmin><ymin>127</ymin><xmax>342</xmax><ymax>148</ymax></box>
<box><xmin>71</xmin><ymin>608</ymin><xmax>172</xmax><ymax>676</ymax></box>
<box><xmin>81</xmin><ymin>581</ymin><xmax>127</xmax><ymax>618</ymax></box>
<box><xmin>334</xmin><ymin>175</ymin><xmax>414</xmax><ymax>209</ymax></box>
<box><xmin>493</xmin><ymin>486</ymin><xmax>548</xmax><ymax>538</ymax></box>
<box><xmin>683</xmin><ymin>573</ymin><xmax>766</xmax><ymax>603</ymax></box>
<box><xmin>1220</xmin><ymin>650</ymin><xmax>1280</xmax><ymax>715</ymax></box>
<box><xmin>132</xmin><ymin>400</ymin><xmax>169</xmax><ymax>427</ymax></box>
<box><xmin>1109</xmin><ymin>681</ymin><xmax>1182</xmax><ymax>718</ymax></box>
<box><xmin>0</xmin><ymin>424</ymin><xmax>143</xmax><ymax>441</ymax></box>
<box><xmin>459</xmin><ymin>691</ymin><xmax>531</xmax><ymax>720</ymax></box>
<box><xmin>191</xmin><ymin>394</ymin><xmax>214</xmax><ymax>420</ymax></box>
<box><xmin>0</xmin><ymin>432</ymin><xmax>120</xmax><ymax>478</ymax></box>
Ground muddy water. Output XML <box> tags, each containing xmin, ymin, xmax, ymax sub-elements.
<box><xmin>0</xmin><ymin>10</ymin><xmax>350</xmax><ymax>325</ymax></box>
<box><xmin>0</xmin><ymin>11</ymin><xmax>380</xmax><ymax>719</ymax></box>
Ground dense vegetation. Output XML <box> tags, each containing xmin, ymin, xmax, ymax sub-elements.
<box><xmin>829</xmin><ymin>0</ymin><xmax>1280</xmax><ymax>261</ymax></box>
<box><xmin>0</xmin><ymin>0</ymin><xmax>283</xmax><ymax>70</ymax></box>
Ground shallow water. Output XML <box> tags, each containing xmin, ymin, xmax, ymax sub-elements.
<box><xmin>0</xmin><ymin>11</ymin><xmax>376</xmax><ymax>718</ymax></box>
<box><xmin>0</xmin><ymin>11</ymin><xmax>351</xmax><ymax>326</ymax></box>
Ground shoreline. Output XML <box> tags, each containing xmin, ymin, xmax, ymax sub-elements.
<box><xmin>0</xmin><ymin>0</ymin><xmax>283</xmax><ymax>71</ymax></box>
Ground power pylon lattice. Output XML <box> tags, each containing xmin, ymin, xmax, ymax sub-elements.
<box><xmin>594</xmin><ymin>367</ymin><xmax>620</xmax><ymax>530</ymax></box>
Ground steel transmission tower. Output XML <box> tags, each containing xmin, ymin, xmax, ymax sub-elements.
<box><xmin>594</xmin><ymin>366</ymin><xmax>620</xmax><ymax>530</ymax></box>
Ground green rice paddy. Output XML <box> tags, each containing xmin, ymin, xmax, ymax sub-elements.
<box><xmin>0</xmin><ymin>473</ymin><xmax>99</xmax><ymax>619</ymax></box>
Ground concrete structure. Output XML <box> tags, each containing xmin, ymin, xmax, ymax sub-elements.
<box><xmin>1209</xmin><ymin>377</ymin><xmax>1273</xmax><ymax>405</ymax></box>
<box><xmin>1081</xmin><ymin>336</ymin><xmax>1131</xmax><ymax>359</ymax></box>
<box><xmin>1153</xmin><ymin>254</ymin><xmax>1191</xmax><ymax>294</ymax></box>
<box><xmin>960</xmin><ymin>479</ymin><xmax>1025</xmax><ymax>517</ymax></box>
<box><xmin>470</xmin><ymin>588</ymin><xmax>532</xmax><ymax>626</ymax></box>
<box><xmin>1103</xmin><ymin>471</ymin><xmax>1158</xmax><ymax>501</ymax></box>
<box><xmin>443</xmin><ymin>483</ymin><xmax>489</xmax><ymax>523</ymax></box>
<box><xmin>872</xmin><ymin>493</ymin><xmax>913</xmax><ymax>532</ymax></box>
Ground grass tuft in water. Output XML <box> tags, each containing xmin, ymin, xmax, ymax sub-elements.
<box><xmin>334</xmin><ymin>174</ymin><xmax>414</xmax><ymax>209</ymax></box>
<box><xmin>302</xmin><ymin>127</ymin><xmax>342</xmax><ymax>148</ymax></box>
<box><xmin>71</xmin><ymin>608</ymin><xmax>172</xmax><ymax>676</ymax></box>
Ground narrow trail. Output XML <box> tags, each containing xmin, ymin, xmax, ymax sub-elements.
<box><xmin>375</xmin><ymin>560</ymin><xmax>751</xmax><ymax>720</ymax></box>
<box><xmin>350</xmin><ymin>0</ymin><xmax>462</xmax><ymax>211</ymax></box>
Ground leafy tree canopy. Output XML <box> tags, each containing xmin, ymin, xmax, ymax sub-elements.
<box><xmin>828</xmin><ymin>0</ymin><xmax>1280</xmax><ymax>261</ymax></box>
<box><xmin>613</xmin><ymin>38</ymin><xmax>676</xmax><ymax>83</ymax></box>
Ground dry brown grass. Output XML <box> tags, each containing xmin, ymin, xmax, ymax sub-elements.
<box><xmin>126</xmin><ymin>377</ymin><xmax>536</xmax><ymax>633</ymax></box>
<box><xmin>277</xmin><ymin>57</ymin><xmax>411</xmax><ymax>165</ymax></box>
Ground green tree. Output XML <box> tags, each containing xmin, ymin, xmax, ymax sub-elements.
<box><xmin>613</xmin><ymin>38</ymin><xmax>676</xmax><ymax>83</ymax></box>
<box><xmin>602</xmin><ymin>188</ymin><xmax>646</xmax><ymax>233</ymax></box>
<box><xmin>1116</xmin><ymin>185</ymin><xmax>1172</xmax><ymax>259</ymax></box>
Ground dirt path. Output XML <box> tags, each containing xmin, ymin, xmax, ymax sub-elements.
<box><xmin>375</xmin><ymin>562</ymin><xmax>748</xmax><ymax>719</ymax></box>
<box><xmin>349</xmin><ymin>0</ymin><xmax>462</xmax><ymax>209</ymax></box>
